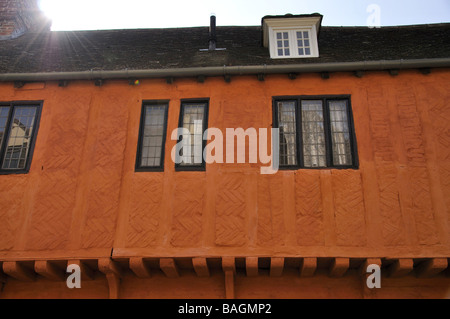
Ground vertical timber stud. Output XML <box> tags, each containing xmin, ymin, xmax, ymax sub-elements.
<box><xmin>129</xmin><ymin>257</ymin><xmax>151</xmax><ymax>278</ymax></box>
<box><xmin>222</xmin><ymin>257</ymin><xmax>236</xmax><ymax>299</ymax></box>
<box><xmin>192</xmin><ymin>258</ymin><xmax>210</xmax><ymax>277</ymax></box>
<box><xmin>98</xmin><ymin>258</ymin><xmax>123</xmax><ymax>299</ymax></box>
<box><xmin>270</xmin><ymin>258</ymin><xmax>284</xmax><ymax>277</ymax></box>
<box><xmin>299</xmin><ymin>258</ymin><xmax>317</xmax><ymax>277</ymax></box>
<box><xmin>329</xmin><ymin>258</ymin><xmax>349</xmax><ymax>277</ymax></box>
<box><xmin>2</xmin><ymin>261</ymin><xmax>36</xmax><ymax>281</ymax></box>
<box><xmin>34</xmin><ymin>261</ymin><xmax>65</xmax><ymax>281</ymax></box>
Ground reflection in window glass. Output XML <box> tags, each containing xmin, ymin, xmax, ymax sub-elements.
<box><xmin>2</xmin><ymin>106</ymin><xmax>37</xmax><ymax>170</ymax></box>
<box><xmin>179</xmin><ymin>103</ymin><xmax>206</xmax><ymax>166</ymax></box>
<box><xmin>329</xmin><ymin>100</ymin><xmax>352</xmax><ymax>166</ymax></box>
<box><xmin>277</xmin><ymin>101</ymin><xmax>297</xmax><ymax>166</ymax></box>
<box><xmin>140</xmin><ymin>104</ymin><xmax>167</xmax><ymax>168</ymax></box>
<box><xmin>0</xmin><ymin>107</ymin><xmax>10</xmax><ymax>152</ymax></box>
<box><xmin>301</xmin><ymin>100</ymin><xmax>326</xmax><ymax>168</ymax></box>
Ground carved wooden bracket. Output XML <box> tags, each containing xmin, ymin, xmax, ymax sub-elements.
<box><xmin>129</xmin><ymin>257</ymin><xmax>151</xmax><ymax>278</ymax></box>
<box><xmin>387</xmin><ymin>258</ymin><xmax>413</xmax><ymax>277</ymax></box>
<box><xmin>245</xmin><ymin>257</ymin><xmax>258</xmax><ymax>277</ymax></box>
<box><xmin>300</xmin><ymin>257</ymin><xmax>317</xmax><ymax>277</ymax></box>
<box><xmin>67</xmin><ymin>259</ymin><xmax>94</xmax><ymax>281</ymax></box>
<box><xmin>416</xmin><ymin>258</ymin><xmax>448</xmax><ymax>278</ymax></box>
<box><xmin>270</xmin><ymin>257</ymin><xmax>284</xmax><ymax>277</ymax></box>
<box><xmin>2</xmin><ymin>261</ymin><xmax>35</xmax><ymax>281</ymax></box>
<box><xmin>98</xmin><ymin>258</ymin><xmax>123</xmax><ymax>299</ymax></box>
<box><xmin>222</xmin><ymin>257</ymin><xmax>236</xmax><ymax>299</ymax></box>
<box><xmin>35</xmin><ymin>261</ymin><xmax>65</xmax><ymax>281</ymax></box>
<box><xmin>160</xmin><ymin>258</ymin><xmax>179</xmax><ymax>278</ymax></box>
<box><xmin>192</xmin><ymin>258</ymin><xmax>209</xmax><ymax>277</ymax></box>
<box><xmin>329</xmin><ymin>258</ymin><xmax>349</xmax><ymax>277</ymax></box>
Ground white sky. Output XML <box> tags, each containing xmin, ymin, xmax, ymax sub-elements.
<box><xmin>38</xmin><ymin>0</ymin><xmax>450</xmax><ymax>31</ymax></box>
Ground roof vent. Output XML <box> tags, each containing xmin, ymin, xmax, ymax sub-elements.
<box><xmin>209</xmin><ymin>14</ymin><xmax>217</xmax><ymax>50</ymax></box>
<box><xmin>200</xmin><ymin>14</ymin><xmax>226</xmax><ymax>51</ymax></box>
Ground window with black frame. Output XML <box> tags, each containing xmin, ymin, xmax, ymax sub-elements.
<box><xmin>273</xmin><ymin>96</ymin><xmax>358</xmax><ymax>169</ymax></box>
<box><xmin>175</xmin><ymin>99</ymin><xmax>209</xmax><ymax>171</ymax></box>
<box><xmin>0</xmin><ymin>102</ymin><xmax>42</xmax><ymax>174</ymax></box>
<box><xmin>135</xmin><ymin>101</ymin><xmax>169</xmax><ymax>171</ymax></box>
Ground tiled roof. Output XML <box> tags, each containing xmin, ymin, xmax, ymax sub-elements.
<box><xmin>0</xmin><ymin>23</ymin><xmax>449</xmax><ymax>74</ymax></box>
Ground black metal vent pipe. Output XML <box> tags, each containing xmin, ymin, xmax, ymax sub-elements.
<box><xmin>209</xmin><ymin>14</ymin><xmax>217</xmax><ymax>51</ymax></box>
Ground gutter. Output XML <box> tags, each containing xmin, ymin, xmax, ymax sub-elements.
<box><xmin>1</xmin><ymin>58</ymin><xmax>450</xmax><ymax>82</ymax></box>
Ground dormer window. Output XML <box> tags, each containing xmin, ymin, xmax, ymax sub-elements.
<box><xmin>262</xmin><ymin>14</ymin><xmax>322</xmax><ymax>59</ymax></box>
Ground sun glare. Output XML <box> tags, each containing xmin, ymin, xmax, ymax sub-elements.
<box><xmin>38</xmin><ymin>0</ymin><xmax>220</xmax><ymax>31</ymax></box>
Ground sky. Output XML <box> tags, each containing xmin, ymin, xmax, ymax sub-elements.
<box><xmin>38</xmin><ymin>0</ymin><xmax>450</xmax><ymax>31</ymax></box>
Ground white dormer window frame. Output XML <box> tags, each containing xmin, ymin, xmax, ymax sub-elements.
<box><xmin>263</xmin><ymin>16</ymin><xmax>321</xmax><ymax>59</ymax></box>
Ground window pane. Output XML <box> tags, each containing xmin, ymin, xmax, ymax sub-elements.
<box><xmin>2</xmin><ymin>106</ymin><xmax>36</xmax><ymax>170</ymax></box>
<box><xmin>296</xmin><ymin>30</ymin><xmax>312</xmax><ymax>56</ymax></box>
<box><xmin>179</xmin><ymin>103</ymin><xmax>206</xmax><ymax>166</ymax></box>
<box><xmin>140</xmin><ymin>104</ymin><xmax>167</xmax><ymax>168</ymax></box>
<box><xmin>277</xmin><ymin>101</ymin><xmax>297</xmax><ymax>166</ymax></box>
<box><xmin>301</xmin><ymin>100</ymin><xmax>326</xmax><ymax>168</ymax></box>
<box><xmin>0</xmin><ymin>106</ymin><xmax>10</xmax><ymax>152</ymax></box>
<box><xmin>329</xmin><ymin>100</ymin><xmax>352</xmax><ymax>166</ymax></box>
<box><xmin>276</xmin><ymin>32</ymin><xmax>290</xmax><ymax>56</ymax></box>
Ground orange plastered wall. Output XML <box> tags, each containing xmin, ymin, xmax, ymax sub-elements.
<box><xmin>0</xmin><ymin>69</ymin><xmax>449</xmax><ymax>259</ymax></box>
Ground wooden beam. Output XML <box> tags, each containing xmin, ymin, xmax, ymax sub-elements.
<box><xmin>192</xmin><ymin>258</ymin><xmax>210</xmax><ymax>277</ymax></box>
<box><xmin>270</xmin><ymin>257</ymin><xmax>284</xmax><ymax>277</ymax></box>
<box><xmin>416</xmin><ymin>258</ymin><xmax>448</xmax><ymax>278</ymax></box>
<box><xmin>225</xmin><ymin>270</ymin><xmax>234</xmax><ymax>299</ymax></box>
<box><xmin>245</xmin><ymin>257</ymin><xmax>258</xmax><ymax>277</ymax></box>
<box><xmin>329</xmin><ymin>258</ymin><xmax>349</xmax><ymax>277</ymax></box>
<box><xmin>160</xmin><ymin>258</ymin><xmax>179</xmax><ymax>278</ymax></box>
<box><xmin>300</xmin><ymin>258</ymin><xmax>316</xmax><ymax>277</ymax></box>
<box><xmin>360</xmin><ymin>258</ymin><xmax>382</xmax><ymax>298</ymax></box>
<box><xmin>2</xmin><ymin>261</ymin><xmax>35</xmax><ymax>281</ymax></box>
<box><xmin>360</xmin><ymin>258</ymin><xmax>382</xmax><ymax>276</ymax></box>
<box><xmin>222</xmin><ymin>257</ymin><xmax>236</xmax><ymax>274</ymax></box>
<box><xmin>129</xmin><ymin>257</ymin><xmax>151</xmax><ymax>278</ymax></box>
<box><xmin>0</xmin><ymin>262</ymin><xmax>6</xmax><ymax>284</ymax></box>
<box><xmin>34</xmin><ymin>260</ymin><xmax>65</xmax><ymax>281</ymax></box>
<box><xmin>98</xmin><ymin>258</ymin><xmax>123</xmax><ymax>299</ymax></box>
<box><xmin>67</xmin><ymin>260</ymin><xmax>94</xmax><ymax>281</ymax></box>
<box><xmin>387</xmin><ymin>259</ymin><xmax>413</xmax><ymax>278</ymax></box>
